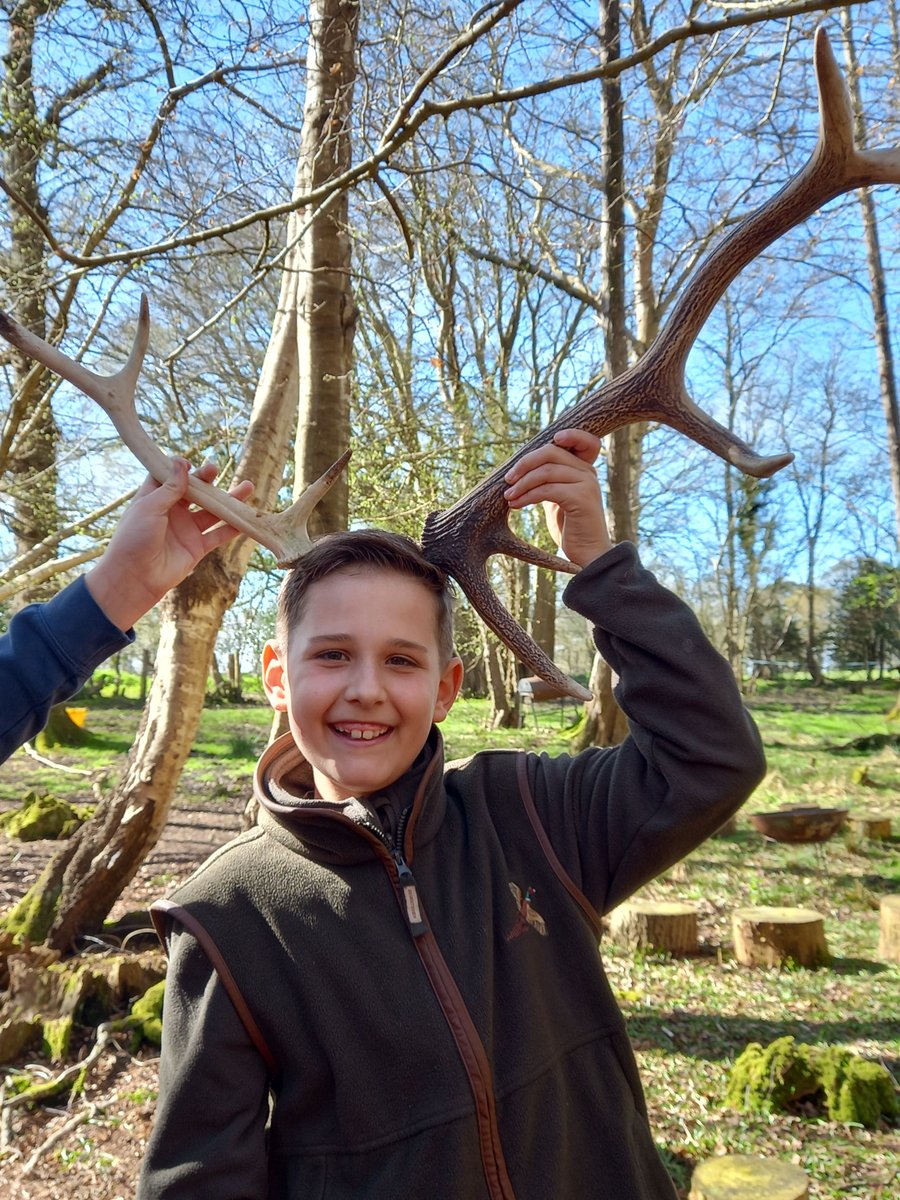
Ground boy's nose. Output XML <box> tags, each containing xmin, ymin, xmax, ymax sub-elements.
<box><xmin>344</xmin><ymin>661</ymin><xmax>386</xmax><ymax>703</ymax></box>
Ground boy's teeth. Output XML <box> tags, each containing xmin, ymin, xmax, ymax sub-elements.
<box><xmin>338</xmin><ymin>727</ymin><xmax>385</xmax><ymax>740</ymax></box>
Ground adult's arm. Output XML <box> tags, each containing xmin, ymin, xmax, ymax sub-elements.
<box><xmin>0</xmin><ymin>578</ymin><xmax>131</xmax><ymax>763</ymax></box>
<box><xmin>0</xmin><ymin>460</ymin><xmax>253</xmax><ymax>765</ymax></box>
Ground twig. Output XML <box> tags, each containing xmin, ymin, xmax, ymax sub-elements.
<box><xmin>3</xmin><ymin>1022</ymin><xmax>114</xmax><ymax>1112</ymax></box>
<box><xmin>20</xmin><ymin>742</ymin><xmax>93</xmax><ymax>776</ymax></box>
<box><xmin>20</xmin><ymin>1101</ymin><xmax>99</xmax><ymax>1176</ymax></box>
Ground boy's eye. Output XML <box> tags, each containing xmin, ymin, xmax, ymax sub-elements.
<box><xmin>388</xmin><ymin>655</ymin><xmax>419</xmax><ymax>668</ymax></box>
<box><xmin>316</xmin><ymin>649</ymin><xmax>349</xmax><ymax>662</ymax></box>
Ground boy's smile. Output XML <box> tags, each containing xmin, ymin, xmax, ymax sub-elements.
<box><xmin>263</xmin><ymin>568</ymin><xmax>463</xmax><ymax>803</ymax></box>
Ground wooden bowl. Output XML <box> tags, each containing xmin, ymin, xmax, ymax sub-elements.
<box><xmin>748</xmin><ymin>806</ymin><xmax>848</xmax><ymax>844</ymax></box>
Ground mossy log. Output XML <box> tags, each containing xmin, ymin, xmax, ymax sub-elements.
<box><xmin>847</xmin><ymin>813</ymin><xmax>892</xmax><ymax>840</ymax></box>
<box><xmin>608</xmin><ymin>900</ymin><xmax>699</xmax><ymax>956</ymax></box>
<box><xmin>0</xmin><ymin>791</ymin><xmax>93</xmax><ymax>841</ymax></box>
<box><xmin>732</xmin><ymin>906</ymin><xmax>828</xmax><ymax>968</ymax></box>
<box><xmin>689</xmin><ymin>1154</ymin><xmax>808</xmax><ymax>1200</ymax></box>
<box><xmin>878</xmin><ymin>894</ymin><xmax>900</xmax><ymax>964</ymax></box>
<box><xmin>726</xmin><ymin>1035</ymin><xmax>898</xmax><ymax>1127</ymax></box>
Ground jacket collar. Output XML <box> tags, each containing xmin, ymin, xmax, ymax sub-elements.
<box><xmin>253</xmin><ymin>728</ymin><xmax>446</xmax><ymax>866</ymax></box>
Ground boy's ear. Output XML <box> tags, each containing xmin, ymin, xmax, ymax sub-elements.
<box><xmin>262</xmin><ymin>641</ymin><xmax>288</xmax><ymax>712</ymax></box>
<box><xmin>432</xmin><ymin>656</ymin><xmax>464</xmax><ymax>724</ymax></box>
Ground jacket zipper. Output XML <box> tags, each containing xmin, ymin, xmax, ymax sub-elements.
<box><xmin>362</xmin><ymin>805</ymin><xmax>517</xmax><ymax>1200</ymax></box>
<box><xmin>390</xmin><ymin>807</ymin><xmax>430</xmax><ymax>937</ymax></box>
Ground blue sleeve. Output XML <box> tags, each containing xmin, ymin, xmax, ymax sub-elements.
<box><xmin>0</xmin><ymin>576</ymin><xmax>133</xmax><ymax>763</ymax></box>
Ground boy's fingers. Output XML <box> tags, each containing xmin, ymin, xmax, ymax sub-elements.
<box><xmin>552</xmin><ymin>428</ymin><xmax>601</xmax><ymax>463</ymax></box>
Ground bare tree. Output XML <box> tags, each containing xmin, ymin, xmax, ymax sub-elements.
<box><xmin>1</xmin><ymin>0</ymin><xmax>360</xmax><ymax>949</ymax></box>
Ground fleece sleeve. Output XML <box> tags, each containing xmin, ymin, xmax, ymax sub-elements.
<box><xmin>0</xmin><ymin>577</ymin><xmax>132</xmax><ymax>763</ymax></box>
<box><xmin>137</xmin><ymin>926</ymin><xmax>271</xmax><ymax>1200</ymax></box>
<box><xmin>525</xmin><ymin>541</ymin><xmax>766</xmax><ymax>915</ymax></box>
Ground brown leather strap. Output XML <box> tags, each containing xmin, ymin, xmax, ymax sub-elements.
<box><xmin>151</xmin><ymin>898</ymin><xmax>278</xmax><ymax>1079</ymax></box>
<box><xmin>514</xmin><ymin>753</ymin><xmax>605</xmax><ymax>941</ymax></box>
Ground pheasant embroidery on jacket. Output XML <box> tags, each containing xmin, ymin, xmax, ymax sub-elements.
<box><xmin>506</xmin><ymin>883</ymin><xmax>547</xmax><ymax>941</ymax></box>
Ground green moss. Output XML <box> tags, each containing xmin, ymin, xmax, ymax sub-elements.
<box><xmin>41</xmin><ymin>1015</ymin><xmax>73</xmax><ymax>1063</ymax></box>
<box><xmin>0</xmin><ymin>872</ymin><xmax>62</xmax><ymax>944</ymax></box>
<box><xmin>7</xmin><ymin>1064</ymin><xmax>87</xmax><ymax>1106</ymax></box>
<box><xmin>110</xmin><ymin>980</ymin><xmax>165</xmax><ymax>1050</ymax></box>
<box><xmin>832</xmin><ymin>1059</ymin><xmax>900</xmax><ymax>1126</ymax></box>
<box><xmin>727</xmin><ymin>1036</ymin><xmax>898</xmax><ymax>1128</ymax></box>
<box><xmin>130</xmin><ymin>979</ymin><xmax>165</xmax><ymax>1045</ymax></box>
<box><xmin>0</xmin><ymin>791</ymin><xmax>91</xmax><ymax>841</ymax></box>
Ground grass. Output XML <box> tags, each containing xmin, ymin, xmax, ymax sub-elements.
<box><xmin>0</xmin><ymin>679</ymin><xmax>897</xmax><ymax>1196</ymax></box>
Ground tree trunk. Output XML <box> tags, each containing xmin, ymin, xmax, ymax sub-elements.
<box><xmin>2</xmin><ymin>3</ymin><xmax>360</xmax><ymax>951</ymax></box>
<box><xmin>3</xmin><ymin>1</ymin><xmax>59</xmax><ymax>605</ymax></box>
<box><xmin>841</xmin><ymin>12</ymin><xmax>900</xmax><ymax>549</ymax></box>
<box><xmin>5</xmin><ymin>278</ymin><xmax>302</xmax><ymax>946</ymax></box>
<box><xmin>571</xmin><ymin>0</ymin><xmax>634</xmax><ymax>751</ymax></box>
<box><xmin>294</xmin><ymin>0</ymin><xmax>359</xmax><ymax>536</ymax></box>
<box><xmin>531</xmin><ymin>568</ymin><xmax>556</xmax><ymax>661</ymax></box>
<box><xmin>483</xmin><ymin>628</ymin><xmax>517</xmax><ymax>729</ymax></box>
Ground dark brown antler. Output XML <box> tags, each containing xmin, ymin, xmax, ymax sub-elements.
<box><xmin>0</xmin><ymin>297</ymin><xmax>350</xmax><ymax>566</ymax></box>
<box><xmin>422</xmin><ymin>28</ymin><xmax>900</xmax><ymax>701</ymax></box>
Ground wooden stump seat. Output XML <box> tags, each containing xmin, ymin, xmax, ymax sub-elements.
<box><xmin>731</xmin><ymin>906</ymin><xmax>828</xmax><ymax>968</ymax></box>
<box><xmin>689</xmin><ymin>1154</ymin><xmax>809</xmax><ymax>1200</ymax></box>
<box><xmin>878</xmin><ymin>894</ymin><xmax>900</xmax><ymax>963</ymax></box>
<box><xmin>847</xmin><ymin>813</ymin><xmax>892</xmax><ymax>841</ymax></box>
<box><xmin>608</xmin><ymin>900</ymin><xmax>698</xmax><ymax>956</ymax></box>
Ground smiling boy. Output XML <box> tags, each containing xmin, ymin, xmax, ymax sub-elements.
<box><xmin>139</xmin><ymin>429</ymin><xmax>765</xmax><ymax>1200</ymax></box>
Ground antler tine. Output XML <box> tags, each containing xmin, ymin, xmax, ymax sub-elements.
<box><xmin>423</xmin><ymin>27</ymin><xmax>900</xmax><ymax>701</ymax></box>
<box><xmin>0</xmin><ymin>298</ymin><xmax>350</xmax><ymax>564</ymax></box>
<box><xmin>448</xmin><ymin>553</ymin><xmax>592</xmax><ymax>702</ymax></box>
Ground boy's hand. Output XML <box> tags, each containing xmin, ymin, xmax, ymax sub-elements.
<box><xmin>86</xmin><ymin>459</ymin><xmax>255</xmax><ymax>632</ymax></box>
<box><xmin>503</xmin><ymin>428</ymin><xmax>612</xmax><ymax>568</ymax></box>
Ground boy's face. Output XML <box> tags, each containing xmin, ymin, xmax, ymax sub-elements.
<box><xmin>263</xmin><ymin>568</ymin><xmax>463</xmax><ymax>804</ymax></box>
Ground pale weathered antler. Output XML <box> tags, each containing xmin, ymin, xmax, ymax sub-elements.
<box><xmin>0</xmin><ymin>296</ymin><xmax>350</xmax><ymax>566</ymax></box>
<box><xmin>422</xmin><ymin>27</ymin><xmax>900</xmax><ymax>701</ymax></box>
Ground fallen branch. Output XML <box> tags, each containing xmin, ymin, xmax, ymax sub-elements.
<box><xmin>21</xmin><ymin>1099</ymin><xmax>99</xmax><ymax>1176</ymax></box>
<box><xmin>21</xmin><ymin>742</ymin><xmax>93</xmax><ymax>776</ymax></box>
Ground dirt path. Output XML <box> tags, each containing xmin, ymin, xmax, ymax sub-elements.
<box><xmin>0</xmin><ymin>783</ymin><xmax>248</xmax><ymax>1199</ymax></box>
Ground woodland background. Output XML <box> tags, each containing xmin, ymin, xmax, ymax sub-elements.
<box><xmin>0</xmin><ymin>0</ymin><xmax>899</xmax><ymax>1192</ymax></box>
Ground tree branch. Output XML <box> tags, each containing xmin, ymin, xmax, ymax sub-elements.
<box><xmin>0</xmin><ymin>0</ymin><xmax>868</xmax><ymax>273</ymax></box>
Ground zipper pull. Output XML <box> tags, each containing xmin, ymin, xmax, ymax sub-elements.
<box><xmin>393</xmin><ymin>852</ymin><xmax>428</xmax><ymax>938</ymax></box>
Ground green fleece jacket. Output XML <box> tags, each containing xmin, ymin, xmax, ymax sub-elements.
<box><xmin>138</xmin><ymin>542</ymin><xmax>765</xmax><ymax>1200</ymax></box>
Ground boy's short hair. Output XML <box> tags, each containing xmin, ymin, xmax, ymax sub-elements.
<box><xmin>276</xmin><ymin>529</ymin><xmax>456</xmax><ymax>663</ymax></box>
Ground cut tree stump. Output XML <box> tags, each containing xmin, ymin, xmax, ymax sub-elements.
<box><xmin>689</xmin><ymin>1154</ymin><xmax>808</xmax><ymax>1200</ymax></box>
<box><xmin>731</xmin><ymin>906</ymin><xmax>828</xmax><ymax>968</ymax></box>
<box><xmin>878</xmin><ymin>895</ymin><xmax>900</xmax><ymax>963</ymax></box>
<box><xmin>608</xmin><ymin>900</ymin><xmax>698</xmax><ymax>955</ymax></box>
<box><xmin>847</xmin><ymin>813</ymin><xmax>892</xmax><ymax>840</ymax></box>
